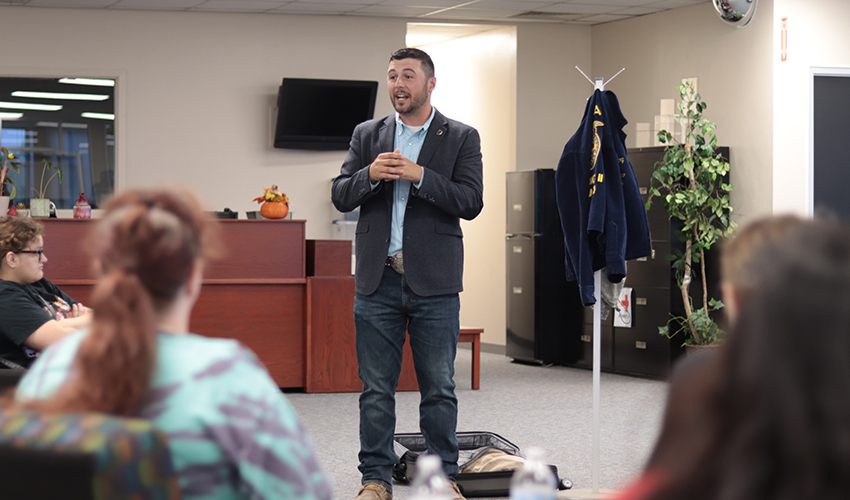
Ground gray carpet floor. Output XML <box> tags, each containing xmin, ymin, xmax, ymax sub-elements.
<box><xmin>287</xmin><ymin>348</ymin><xmax>669</xmax><ymax>500</ymax></box>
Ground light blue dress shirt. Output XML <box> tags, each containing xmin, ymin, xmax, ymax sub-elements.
<box><xmin>371</xmin><ymin>108</ymin><xmax>435</xmax><ymax>257</ymax></box>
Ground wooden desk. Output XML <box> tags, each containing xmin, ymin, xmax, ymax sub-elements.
<box><xmin>459</xmin><ymin>328</ymin><xmax>482</xmax><ymax>390</ymax></box>
<box><xmin>306</xmin><ymin>278</ymin><xmax>481</xmax><ymax>393</ymax></box>
<box><xmin>42</xmin><ymin>218</ymin><xmax>308</xmax><ymax>388</ymax></box>
<box><xmin>40</xmin><ymin>219</ymin><xmax>480</xmax><ymax>392</ymax></box>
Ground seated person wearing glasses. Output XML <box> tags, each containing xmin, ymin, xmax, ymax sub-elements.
<box><xmin>0</xmin><ymin>216</ymin><xmax>90</xmax><ymax>368</ymax></box>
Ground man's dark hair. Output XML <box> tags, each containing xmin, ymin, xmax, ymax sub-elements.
<box><xmin>389</xmin><ymin>48</ymin><xmax>435</xmax><ymax>80</ymax></box>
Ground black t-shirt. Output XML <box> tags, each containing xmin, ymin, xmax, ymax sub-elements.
<box><xmin>0</xmin><ymin>278</ymin><xmax>78</xmax><ymax>368</ymax></box>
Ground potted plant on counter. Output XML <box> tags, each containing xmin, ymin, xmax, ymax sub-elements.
<box><xmin>646</xmin><ymin>80</ymin><xmax>737</xmax><ymax>347</ymax></box>
<box><xmin>0</xmin><ymin>147</ymin><xmax>25</xmax><ymax>213</ymax></box>
<box><xmin>30</xmin><ymin>158</ymin><xmax>63</xmax><ymax>218</ymax></box>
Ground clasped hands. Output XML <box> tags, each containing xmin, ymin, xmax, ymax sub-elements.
<box><xmin>369</xmin><ymin>149</ymin><xmax>422</xmax><ymax>184</ymax></box>
<box><xmin>67</xmin><ymin>303</ymin><xmax>91</xmax><ymax>319</ymax></box>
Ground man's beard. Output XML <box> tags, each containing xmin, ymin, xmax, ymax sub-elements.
<box><xmin>393</xmin><ymin>86</ymin><xmax>429</xmax><ymax>116</ymax></box>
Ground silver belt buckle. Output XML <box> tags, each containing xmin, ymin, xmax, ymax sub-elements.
<box><xmin>390</xmin><ymin>251</ymin><xmax>404</xmax><ymax>274</ymax></box>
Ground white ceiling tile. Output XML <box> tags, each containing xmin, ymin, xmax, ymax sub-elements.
<box><xmin>27</xmin><ymin>0</ymin><xmax>116</xmax><ymax>6</ymax></box>
<box><xmin>614</xmin><ymin>6</ymin><xmax>665</xmax><ymax>15</ymax></box>
<box><xmin>111</xmin><ymin>0</ymin><xmax>204</xmax><ymax>9</ymax></box>
<box><xmin>536</xmin><ymin>2</ymin><xmax>616</xmax><ymax>14</ymax></box>
<box><xmin>645</xmin><ymin>0</ymin><xmax>707</xmax><ymax>7</ymax></box>
<box><xmin>472</xmin><ymin>0</ymin><xmax>558</xmax><ymax>11</ymax></box>
<box><xmin>272</xmin><ymin>1</ymin><xmax>364</xmax><ymax>11</ymax></box>
<box><xmin>562</xmin><ymin>0</ymin><xmax>654</xmax><ymax>6</ymax></box>
<box><xmin>379</xmin><ymin>0</ymin><xmax>462</xmax><ymax>7</ymax></box>
<box><xmin>192</xmin><ymin>0</ymin><xmax>289</xmax><ymax>11</ymax></box>
<box><xmin>295</xmin><ymin>0</ymin><xmax>375</xmax><ymax>5</ymax></box>
<box><xmin>423</xmin><ymin>7</ymin><xmax>524</xmax><ymax>19</ymax></box>
<box><xmin>579</xmin><ymin>13</ymin><xmax>634</xmax><ymax>22</ymax></box>
<box><xmin>348</xmin><ymin>4</ymin><xmax>437</xmax><ymax>15</ymax></box>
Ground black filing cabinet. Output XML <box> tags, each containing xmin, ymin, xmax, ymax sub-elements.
<box><xmin>566</xmin><ymin>147</ymin><xmax>727</xmax><ymax>379</ymax></box>
<box><xmin>573</xmin><ymin>307</ymin><xmax>614</xmax><ymax>371</ymax></box>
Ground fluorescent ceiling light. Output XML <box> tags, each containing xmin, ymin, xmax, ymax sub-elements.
<box><xmin>82</xmin><ymin>112</ymin><xmax>114</xmax><ymax>120</ymax></box>
<box><xmin>59</xmin><ymin>78</ymin><xmax>115</xmax><ymax>87</ymax></box>
<box><xmin>0</xmin><ymin>112</ymin><xmax>24</xmax><ymax>120</ymax></box>
<box><xmin>0</xmin><ymin>101</ymin><xmax>62</xmax><ymax>111</ymax></box>
<box><xmin>12</xmin><ymin>91</ymin><xmax>109</xmax><ymax>101</ymax></box>
<box><xmin>36</xmin><ymin>122</ymin><xmax>88</xmax><ymax>129</ymax></box>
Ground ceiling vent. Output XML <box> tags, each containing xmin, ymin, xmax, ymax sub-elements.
<box><xmin>508</xmin><ymin>11</ymin><xmax>590</xmax><ymax>22</ymax></box>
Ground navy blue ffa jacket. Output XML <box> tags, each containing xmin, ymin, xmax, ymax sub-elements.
<box><xmin>555</xmin><ymin>89</ymin><xmax>652</xmax><ymax>306</ymax></box>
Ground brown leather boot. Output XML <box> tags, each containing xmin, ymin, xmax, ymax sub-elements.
<box><xmin>449</xmin><ymin>482</ymin><xmax>467</xmax><ymax>500</ymax></box>
<box><xmin>354</xmin><ymin>483</ymin><xmax>392</xmax><ymax>500</ymax></box>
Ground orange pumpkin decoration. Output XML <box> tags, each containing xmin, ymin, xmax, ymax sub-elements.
<box><xmin>253</xmin><ymin>185</ymin><xmax>290</xmax><ymax>219</ymax></box>
<box><xmin>260</xmin><ymin>201</ymin><xmax>288</xmax><ymax>219</ymax></box>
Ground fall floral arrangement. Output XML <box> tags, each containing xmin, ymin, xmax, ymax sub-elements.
<box><xmin>253</xmin><ymin>185</ymin><xmax>289</xmax><ymax>205</ymax></box>
<box><xmin>253</xmin><ymin>185</ymin><xmax>290</xmax><ymax>219</ymax></box>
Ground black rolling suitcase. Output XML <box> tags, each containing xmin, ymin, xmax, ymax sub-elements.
<box><xmin>392</xmin><ymin>431</ymin><xmax>572</xmax><ymax>497</ymax></box>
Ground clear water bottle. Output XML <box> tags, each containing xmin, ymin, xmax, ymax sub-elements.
<box><xmin>509</xmin><ymin>447</ymin><xmax>557</xmax><ymax>500</ymax></box>
<box><xmin>410</xmin><ymin>454</ymin><xmax>453</xmax><ymax>500</ymax></box>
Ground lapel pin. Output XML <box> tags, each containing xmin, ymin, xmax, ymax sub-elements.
<box><xmin>436</xmin><ymin>129</ymin><xmax>444</xmax><ymax>136</ymax></box>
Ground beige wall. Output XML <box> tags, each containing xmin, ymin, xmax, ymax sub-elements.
<box><xmin>419</xmin><ymin>26</ymin><xmax>517</xmax><ymax>346</ymax></box>
<box><xmin>772</xmin><ymin>0</ymin><xmax>850</xmax><ymax>215</ymax></box>
<box><xmin>1</xmin><ymin>7</ymin><xmax>406</xmax><ymax>239</ymax></box>
<box><xmin>516</xmin><ymin>23</ymin><xmax>592</xmax><ymax>172</ymax></box>
<box><xmin>591</xmin><ymin>1</ymin><xmax>775</xmax><ymax>224</ymax></box>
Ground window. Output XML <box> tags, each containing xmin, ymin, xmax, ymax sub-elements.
<box><xmin>0</xmin><ymin>77</ymin><xmax>115</xmax><ymax>209</ymax></box>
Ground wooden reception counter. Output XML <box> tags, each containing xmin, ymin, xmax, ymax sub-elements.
<box><xmin>38</xmin><ymin>218</ymin><xmax>474</xmax><ymax>393</ymax></box>
<box><xmin>41</xmin><ymin>218</ymin><xmax>308</xmax><ymax>388</ymax></box>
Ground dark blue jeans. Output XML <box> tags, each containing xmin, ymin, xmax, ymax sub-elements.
<box><xmin>355</xmin><ymin>266</ymin><xmax>460</xmax><ymax>491</ymax></box>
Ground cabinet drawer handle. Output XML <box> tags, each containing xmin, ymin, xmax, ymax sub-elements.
<box><xmin>635</xmin><ymin>341</ymin><xmax>647</xmax><ymax>349</ymax></box>
<box><xmin>581</xmin><ymin>335</ymin><xmax>591</xmax><ymax>343</ymax></box>
<box><xmin>636</xmin><ymin>297</ymin><xmax>647</xmax><ymax>306</ymax></box>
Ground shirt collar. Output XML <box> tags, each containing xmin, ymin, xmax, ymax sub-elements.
<box><xmin>395</xmin><ymin>107</ymin><xmax>436</xmax><ymax>136</ymax></box>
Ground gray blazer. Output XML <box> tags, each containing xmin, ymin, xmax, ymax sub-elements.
<box><xmin>331</xmin><ymin>110</ymin><xmax>484</xmax><ymax>297</ymax></box>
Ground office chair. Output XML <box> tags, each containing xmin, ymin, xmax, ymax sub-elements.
<box><xmin>0</xmin><ymin>408</ymin><xmax>181</xmax><ymax>500</ymax></box>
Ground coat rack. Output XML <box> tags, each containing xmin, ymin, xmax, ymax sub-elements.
<box><xmin>575</xmin><ymin>65</ymin><xmax>625</xmax><ymax>495</ymax></box>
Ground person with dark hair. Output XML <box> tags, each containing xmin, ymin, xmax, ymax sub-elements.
<box><xmin>719</xmin><ymin>214</ymin><xmax>807</xmax><ymax>324</ymax></box>
<box><xmin>332</xmin><ymin>47</ymin><xmax>484</xmax><ymax>500</ymax></box>
<box><xmin>11</xmin><ymin>189</ymin><xmax>333</xmax><ymax>500</ymax></box>
<box><xmin>647</xmin><ymin>219</ymin><xmax>850</xmax><ymax>500</ymax></box>
<box><xmin>612</xmin><ymin>218</ymin><xmax>850</xmax><ymax>500</ymax></box>
<box><xmin>0</xmin><ymin>216</ymin><xmax>90</xmax><ymax>369</ymax></box>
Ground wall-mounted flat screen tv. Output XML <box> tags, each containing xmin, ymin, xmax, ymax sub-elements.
<box><xmin>274</xmin><ymin>78</ymin><xmax>379</xmax><ymax>151</ymax></box>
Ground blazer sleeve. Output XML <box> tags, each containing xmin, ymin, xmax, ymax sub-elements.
<box><xmin>413</xmin><ymin>126</ymin><xmax>484</xmax><ymax>221</ymax></box>
<box><xmin>331</xmin><ymin>121</ymin><xmax>385</xmax><ymax>213</ymax></box>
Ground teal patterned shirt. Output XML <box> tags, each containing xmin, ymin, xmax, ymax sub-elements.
<box><xmin>17</xmin><ymin>330</ymin><xmax>334</xmax><ymax>500</ymax></box>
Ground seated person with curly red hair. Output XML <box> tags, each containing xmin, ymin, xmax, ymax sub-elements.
<box><xmin>0</xmin><ymin>216</ymin><xmax>90</xmax><ymax>369</ymax></box>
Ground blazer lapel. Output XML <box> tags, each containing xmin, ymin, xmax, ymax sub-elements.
<box><xmin>417</xmin><ymin>110</ymin><xmax>448</xmax><ymax>169</ymax></box>
<box><xmin>379</xmin><ymin>115</ymin><xmax>395</xmax><ymax>155</ymax></box>
<box><xmin>378</xmin><ymin>115</ymin><xmax>396</xmax><ymax>212</ymax></box>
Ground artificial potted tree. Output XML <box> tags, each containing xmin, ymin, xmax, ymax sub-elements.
<box><xmin>646</xmin><ymin>80</ymin><xmax>737</xmax><ymax>347</ymax></box>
